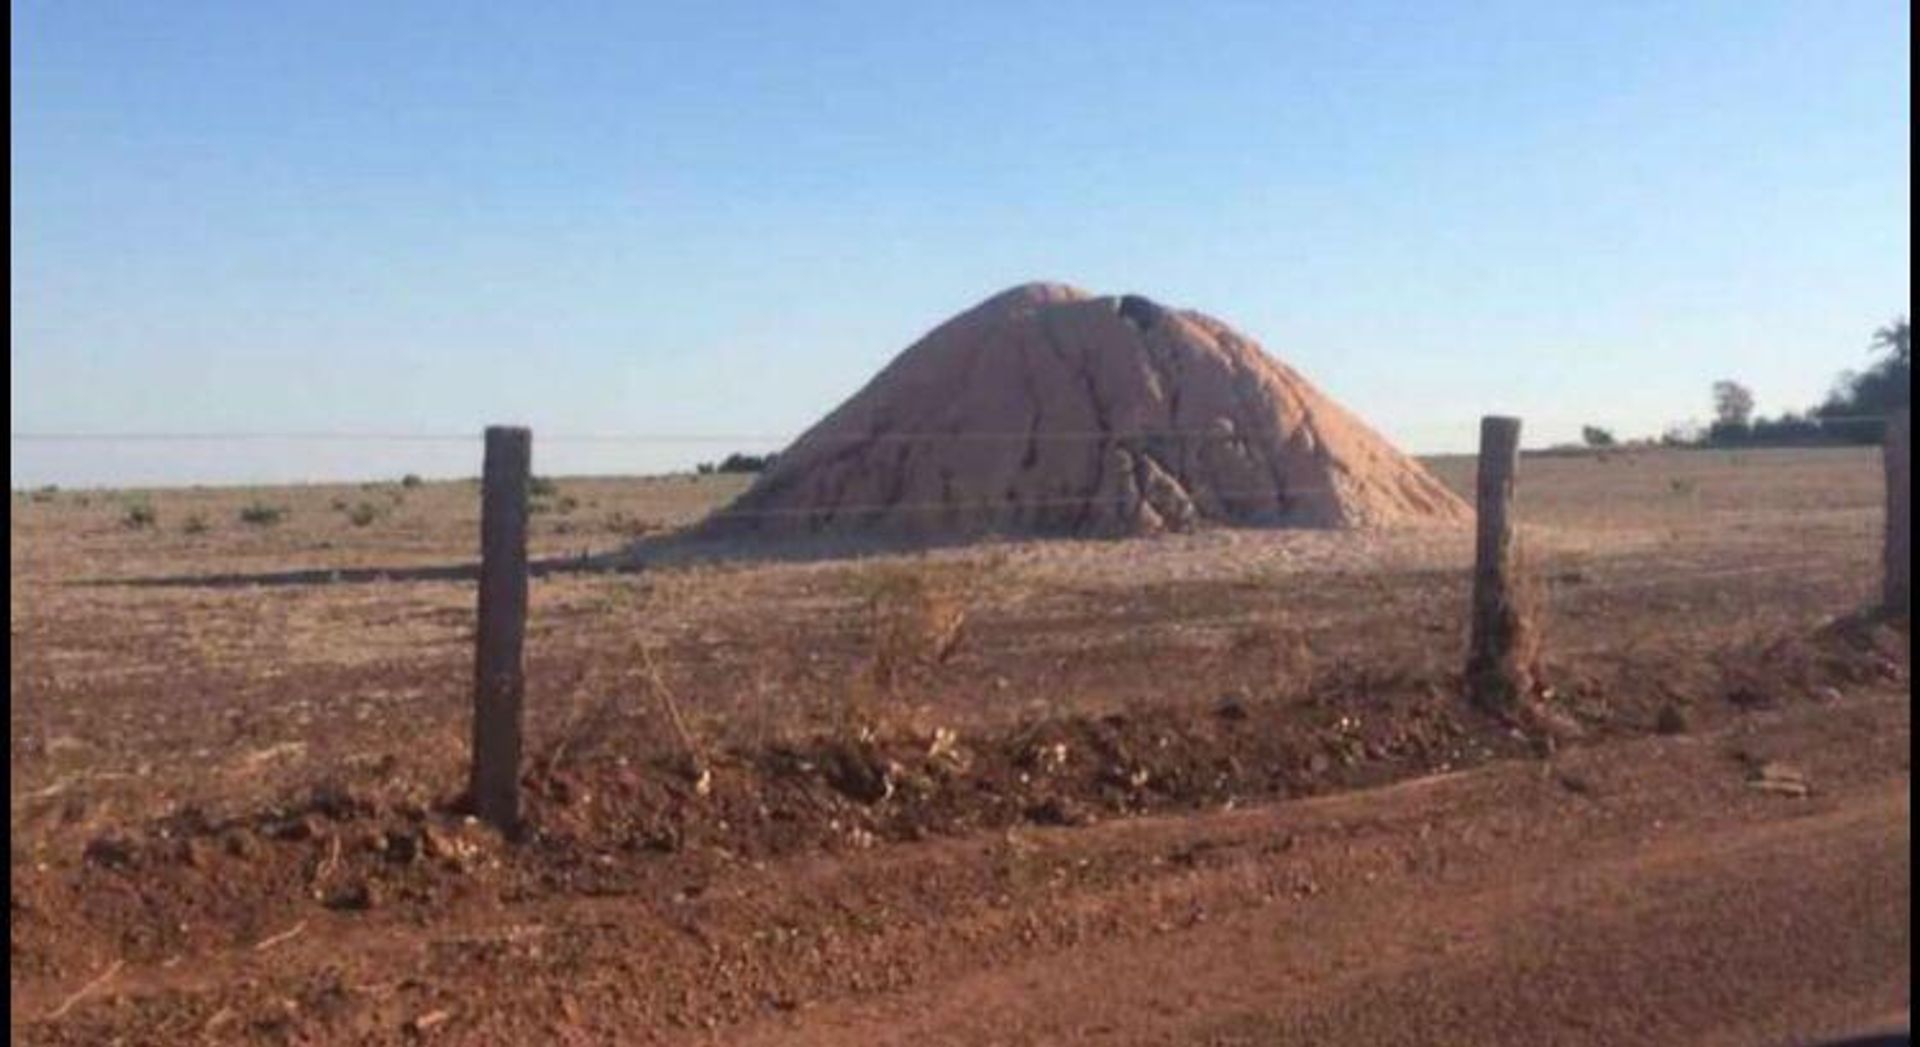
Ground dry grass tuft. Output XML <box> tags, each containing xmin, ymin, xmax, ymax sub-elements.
<box><xmin>1226</xmin><ymin>619</ymin><xmax>1316</xmax><ymax>701</ymax></box>
<box><xmin>860</xmin><ymin>562</ymin><xmax>973</xmax><ymax>691</ymax></box>
<box><xmin>826</xmin><ymin>560</ymin><xmax>990</xmax><ymax>739</ymax></box>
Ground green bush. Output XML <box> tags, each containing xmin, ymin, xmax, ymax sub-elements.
<box><xmin>401</xmin><ymin>473</ymin><xmax>424</xmax><ymax>489</ymax></box>
<box><xmin>182</xmin><ymin>514</ymin><xmax>210</xmax><ymax>535</ymax></box>
<box><xmin>122</xmin><ymin>502</ymin><xmax>158</xmax><ymax>529</ymax></box>
<box><xmin>347</xmin><ymin>502</ymin><xmax>380</xmax><ymax>527</ymax></box>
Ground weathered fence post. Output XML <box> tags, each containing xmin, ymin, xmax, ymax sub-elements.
<box><xmin>1885</xmin><ymin>408</ymin><xmax>1910</xmax><ymax>615</ymax></box>
<box><xmin>472</xmin><ymin>426</ymin><xmax>531</xmax><ymax>831</ymax></box>
<box><xmin>1466</xmin><ymin>415</ymin><xmax>1532</xmax><ymax>712</ymax></box>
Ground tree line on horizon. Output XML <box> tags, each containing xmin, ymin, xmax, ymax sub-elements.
<box><xmin>1580</xmin><ymin>314</ymin><xmax>1909</xmax><ymax>451</ymax></box>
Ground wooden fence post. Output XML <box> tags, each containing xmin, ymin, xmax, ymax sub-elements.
<box><xmin>1885</xmin><ymin>408</ymin><xmax>1910</xmax><ymax>615</ymax></box>
<box><xmin>1466</xmin><ymin>415</ymin><xmax>1532</xmax><ymax>712</ymax></box>
<box><xmin>472</xmin><ymin>426</ymin><xmax>531</xmax><ymax>831</ymax></box>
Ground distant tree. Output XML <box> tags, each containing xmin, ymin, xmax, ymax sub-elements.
<box><xmin>1661</xmin><ymin>421</ymin><xmax>1702</xmax><ymax>448</ymax></box>
<box><xmin>1872</xmin><ymin>315</ymin><xmax>1910</xmax><ymax>365</ymax></box>
<box><xmin>1580</xmin><ymin>425</ymin><xmax>1616</xmax><ymax>449</ymax></box>
<box><xmin>1748</xmin><ymin>411</ymin><xmax>1825</xmax><ymax>446</ymax></box>
<box><xmin>1711</xmin><ymin>381</ymin><xmax>1755</xmax><ymax>428</ymax></box>
<box><xmin>716</xmin><ymin>452</ymin><xmax>778</xmax><ymax>474</ymax></box>
<box><xmin>1814</xmin><ymin>313</ymin><xmax>1911</xmax><ymax>442</ymax></box>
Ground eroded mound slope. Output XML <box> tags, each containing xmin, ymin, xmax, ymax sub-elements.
<box><xmin>702</xmin><ymin>282</ymin><xmax>1467</xmax><ymax>540</ymax></box>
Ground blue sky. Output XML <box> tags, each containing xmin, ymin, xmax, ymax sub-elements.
<box><xmin>11</xmin><ymin>1</ymin><xmax>1911</xmax><ymax>486</ymax></box>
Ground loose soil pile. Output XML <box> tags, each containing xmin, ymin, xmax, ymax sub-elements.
<box><xmin>697</xmin><ymin>283</ymin><xmax>1468</xmax><ymax>541</ymax></box>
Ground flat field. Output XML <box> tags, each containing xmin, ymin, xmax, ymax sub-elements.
<box><xmin>9</xmin><ymin>446</ymin><xmax>1909</xmax><ymax>1044</ymax></box>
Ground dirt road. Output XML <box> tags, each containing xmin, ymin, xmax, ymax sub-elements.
<box><xmin>722</xmin><ymin>692</ymin><xmax>1910</xmax><ymax>1047</ymax></box>
<box><xmin>18</xmin><ymin>688</ymin><xmax>1907</xmax><ymax>1045</ymax></box>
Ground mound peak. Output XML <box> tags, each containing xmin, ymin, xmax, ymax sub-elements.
<box><xmin>696</xmin><ymin>284</ymin><xmax>1468</xmax><ymax>541</ymax></box>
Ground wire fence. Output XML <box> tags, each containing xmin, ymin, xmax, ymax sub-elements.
<box><xmin>11</xmin><ymin>412</ymin><xmax>1904</xmax><ymax>836</ymax></box>
<box><xmin>9</xmin><ymin>414</ymin><xmax>1905</xmax><ymax>445</ymax></box>
<box><xmin>10</xmin><ymin>422</ymin><xmax>1902</xmax><ymax>529</ymax></box>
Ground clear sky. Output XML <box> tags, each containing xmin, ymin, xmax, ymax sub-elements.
<box><xmin>11</xmin><ymin>1</ymin><xmax>1912</xmax><ymax>487</ymax></box>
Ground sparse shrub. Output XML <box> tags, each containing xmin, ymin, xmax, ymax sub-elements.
<box><xmin>400</xmin><ymin>474</ymin><xmax>424</xmax><ymax>489</ymax></box>
<box><xmin>859</xmin><ymin>564</ymin><xmax>971</xmax><ymax>694</ymax></box>
<box><xmin>182</xmin><ymin>514</ymin><xmax>210</xmax><ymax>535</ymax></box>
<box><xmin>30</xmin><ymin>485</ymin><xmax>59</xmax><ymax>504</ymax></box>
<box><xmin>329</xmin><ymin>497</ymin><xmax>350</xmax><ymax>511</ymax></box>
<box><xmin>121</xmin><ymin>501</ymin><xmax>157</xmax><ymax>529</ymax></box>
<box><xmin>346</xmin><ymin>502</ymin><xmax>380</xmax><ymax>527</ymax></box>
<box><xmin>1227</xmin><ymin>620</ymin><xmax>1316</xmax><ymax>701</ymax></box>
<box><xmin>530</xmin><ymin>476</ymin><xmax>559</xmax><ymax>498</ymax></box>
<box><xmin>716</xmin><ymin>452</ymin><xmax>777</xmax><ymax>474</ymax></box>
<box><xmin>606</xmin><ymin>511</ymin><xmax>656</xmax><ymax>537</ymax></box>
<box><xmin>239</xmin><ymin>503</ymin><xmax>286</xmax><ymax>527</ymax></box>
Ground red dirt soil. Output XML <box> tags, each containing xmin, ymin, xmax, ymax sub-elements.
<box><xmin>10</xmin><ymin>615</ymin><xmax>1908</xmax><ymax>1045</ymax></box>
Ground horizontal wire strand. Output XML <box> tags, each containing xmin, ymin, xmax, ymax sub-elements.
<box><xmin>697</xmin><ymin>485</ymin><xmax>1360</xmax><ymax>522</ymax></box>
<box><xmin>9</xmin><ymin>415</ymin><xmax>1905</xmax><ymax>445</ymax></box>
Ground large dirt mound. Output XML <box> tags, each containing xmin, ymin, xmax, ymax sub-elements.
<box><xmin>700</xmin><ymin>282</ymin><xmax>1468</xmax><ymax>540</ymax></box>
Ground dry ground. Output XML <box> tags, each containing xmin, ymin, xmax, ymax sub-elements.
<box><xmin>9</xmin><ymin>446</ymin><xmax>1910</xmax><ymax>1044</ymax></box>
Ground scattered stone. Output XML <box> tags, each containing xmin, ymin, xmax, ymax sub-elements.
<box><xmin>422</xmin><ymin>824</ymin><xmax>482</xmax><ymax>866</ymax></box>
<box><xmin>406</xmin><ymin>1009</ymin><xmax>451</xmax><ymax>1037</ymax></box>
<box><xmin>1747</xmin><ymin>762</ymin><xmax>1810</xmax><ymax>797</ymax></box>
<box><xmin>1024</xmin><ymin>741</ymin><xmax>1071</xmax><ymax>775</ymax></box>
<box><xmin>926</xmin><ymin>727</ymin><xmax>960</xmax><ymax>763</ymax></box>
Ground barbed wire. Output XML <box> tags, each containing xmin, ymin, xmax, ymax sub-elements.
<box><xmin>698</xmin><ymin>485</ymin><xmax>1354</xmax><ymax>523</ymax></box>
<box><xmin>3</xmin><ymin>429</ymin><xmax>1283</xmax><ymax>447</ymax></box>
<box><xmin>9</xmin><ymin>414</ymin><xmax>1905</xmax><ymax>446</ymax></box>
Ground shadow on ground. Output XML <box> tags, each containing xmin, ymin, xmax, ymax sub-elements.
<box><xmin>77</xmin><ymin>552</ymin><xmax>639</xmax><ymax>589</ymax></box>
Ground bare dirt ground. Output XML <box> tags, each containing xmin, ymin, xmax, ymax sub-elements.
<box><xmin>9</xmin><ymin>446</ymin><xmax>1910</xmax><ymax>1044</ymax></box>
